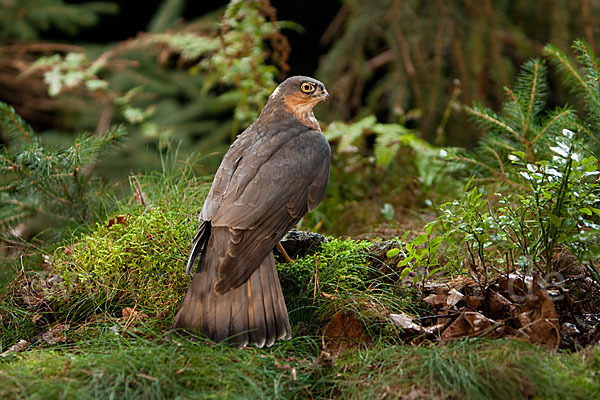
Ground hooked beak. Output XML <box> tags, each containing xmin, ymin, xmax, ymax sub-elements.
<box><xmin>321</xmin><ymin>90</ymin><xmax>331</xmax><ymax>103</ymax></box>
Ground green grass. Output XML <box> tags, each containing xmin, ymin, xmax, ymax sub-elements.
<box><xmin>1</xmin><ymin>323</ymin><xmax>598</xmax><ymax>399</ymax></box>
<box><xmin>0</xmin><ymin>264</ymin><xmax>15</xmax><ymax>290</ymax></box>
<box><xmin>332</xmin><ymin>339</ymin><xmax>600</xmax><ymax>399</ymax></box>
<box><xmin>2</xmin><ymin>157</ymin><xmax>599</xmax><ymax>399</ymax></box>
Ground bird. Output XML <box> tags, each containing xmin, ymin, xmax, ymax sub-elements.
<box><xmin>173</xmin><ymin>76</ymin><xmax>331</xmax><ymax>347</ymax></box>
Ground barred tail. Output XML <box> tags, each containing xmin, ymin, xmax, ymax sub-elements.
<box><xmin>173</xmin><ymin>229</ymin><xmax>291</xmax><ymax>347</ymax></box>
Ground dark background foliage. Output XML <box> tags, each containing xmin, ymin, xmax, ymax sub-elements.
<box><xmin>1</xmin><ymin>0</ymin><xmax>599</xmax><ymax>238</ymax></box>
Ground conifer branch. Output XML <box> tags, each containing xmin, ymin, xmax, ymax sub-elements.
<box><xmin>448</xmin><ymin>155</ymin><xmax>530</xmax><ymax>191</ymax></box>
<box><xmin>505</xmin><ymin>88</ymin><xmax>526</xmax><ymax>142</ymax></box>
<box><xmin>544</xmin><ymin>46</ymin><xmax>592</xmax><ymax>99</ymax></box>
<box><xmin>525</xmin><ymin>61</ymin><xmax>540</xmax><ymax>135</ymax></box>
<box><xmin>486</xmin><ymin>146</ymin><xmax>505</xmax><ymax>177</ymax></box>
<box><xmin>531</xmin><ymin>109</ymin><xmax>571</xmax><ymax>145</ymax></box>
<box><xmin>466</xmin><ymin>108</ymin><xmax>520</xmax><ymax>138</ymax></box>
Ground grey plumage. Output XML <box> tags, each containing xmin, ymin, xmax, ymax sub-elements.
<box><xmin>173</xmin><ymin>76</ymin><xmax>330</xmax><ymax>347</ymax></box>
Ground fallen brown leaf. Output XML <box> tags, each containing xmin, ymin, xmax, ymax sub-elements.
<box><xmin>41</xmin><ymin>323</ymin><xmax>69</xmax><ymax>345</ymax></box>
<box><xmin>106</xmin><ymin>214</ymin><xmax>130</xmax><ymax>228</ymax></box>
<box><xmin>390</xmin><ymin>312</ymin><xmax>439</xmax><ymax>337</ymax></box>
<box><xmin>322</xmin><ymin>313</ymin><xmax>370</xmax><ymax>357</ymax></box>
<box><xmin>515</xmin><ymin>281</ymin><xmax>560</xmax><ymax>348</ymax></box>
<box><xmin>1</xmin><ymin>339</ymin><xmax>30</xmax><ymax>357</ymax></box>
<box><xmin>441</xmin><ymin>312</ymin><xmax>494</xmax><ymax>341</ymax></box>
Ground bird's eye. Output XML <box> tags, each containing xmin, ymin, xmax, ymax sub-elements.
<box><xmin>301</xmin><ymin>82</ymin><xmax>315</xmax><ymax>93</ymax></box>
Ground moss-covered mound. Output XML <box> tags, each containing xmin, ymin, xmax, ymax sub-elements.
<box><xmin>54</xmin><ymin>207</ymin><xmax>194</xmax><ymax>315</ymax></box>
<box><xmin>47</xmin><ymin>173</ymin><xmax>211</xmax><ymax>320</ymax></box>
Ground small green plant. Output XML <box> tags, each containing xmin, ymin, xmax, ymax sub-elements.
<box><xmin>28</xmin><ymin>0</ymin><xmax>290</xmax><ymax>149</ymax></box>
<box><xmin>440</xmin><ymin>133</ymin><xmax>600</xmax><ymax>280</ymax></box>
<box><xmin>437</xmin><ymin>180</ymin><xmax>493</xmax><ymax>281</ymax></box>
<box><xmin>439</xmin><ymin>40</ymin><xmax>600</xmax><ymax>280</ymax></box>
<box><xmin>324</xmin><ymin>115</ymin><xmax>426</xmax><ymax>168</ymax></box>
<box><xmin>385</xmin><ymin>227</ymin><xmax>444</xmax><ymax>288</ymax></box>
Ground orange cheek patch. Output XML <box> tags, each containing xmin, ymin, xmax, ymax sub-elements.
<box><xmin>284</xmin><ymin>93</ymin><xmax>320</xmax><ymax>129</ymax></box>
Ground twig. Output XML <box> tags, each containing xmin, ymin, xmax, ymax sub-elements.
<box><xmin>313</xmin><ymin>255</ymin><xmax>320</xmax><ymax>304</ymax></box>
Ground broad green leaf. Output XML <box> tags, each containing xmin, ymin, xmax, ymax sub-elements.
<box><xmin>413</xmin><ymin>234</ymin><xmax>428</xmax><ymax>246</ymax></box>
<box><xmin>386</xmin><ymin>248</ymin><xmax>401</xmax><ymax>258</ymax></box>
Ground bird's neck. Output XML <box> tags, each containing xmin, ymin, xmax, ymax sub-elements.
<box><xmin>261</xmin><ymin>97</ymin><xmax>321</xmax><ymax>131</ymax></box>
<box><xmin>282</xmin><ymin>96</ymin><xmax>321</xmax><ymax>131</ymax></box>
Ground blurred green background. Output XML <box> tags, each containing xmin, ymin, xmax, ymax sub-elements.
<box><xmin>1</xmin><ymin>0</ymin><xmax>599</xmax><ymax>240</ymax></box>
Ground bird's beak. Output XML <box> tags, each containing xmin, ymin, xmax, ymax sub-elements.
<box><xmin>321</xmin><ymin>90</ymin><xmax>331</xmax><ymax>103</ymax></box>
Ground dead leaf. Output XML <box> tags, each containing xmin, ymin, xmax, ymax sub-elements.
<box><xmin>484</xmin><ymin>288</ymin><xmax>513</xmax><ymax>318</ymax></box>
<box><xmin>41</xmin><ymin>323</ymin><xmax>69</xmax><ymax>345</ymax></box>
<box><xmin>390</xmin><ymin>313</ymin><xmax>422</xmax><ymax>332</ymax></box>
<box><xmin>106</xmin><ymin>214</ymin><xmax>130</xmax><ymax>228</ymax></box>
<box><xmin>441</xmin><ymin>312</ymin><xmax>494</xmax><ymax>341</ymax></box>
<box><xmin>498</xmin><ymin>274</ymin><xmax>531</xmax><ymax>301</ymax></box>
<box><xmin>464</xmin><ymin>295</ymin><xmax>484</xmax><ymax>309</ymax></box>
<box><xmin>322</xmin><ymin>313</ymin><xmax>370</xmax><ymax>357</ymax></box>
<box><xmin>423</xmin><ymin>292</ymin><xmax>448</xmax><ymax>308</ymax></box>
<box><xmin>424</xmin><ymin>287</ymin><xmax>464</xmax><ymax>309</ymax></box>
<box><xmin>515</xmin><ymin>282</ymin><xmax>560</xmax><ymax>348</ymax></box>
<box><xmin>1</xmin><ymin>339</ymin><xmax>30</xmax><ymax>357</ymax></box>
<box><xmin>446</xmin><ymin>288</ymin><xmax>464</xmax><ymax>306</ymax></box>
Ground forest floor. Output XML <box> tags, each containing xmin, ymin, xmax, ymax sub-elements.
<box><xmin>1</xmin><ymin>230</ymin><xmax>600</xmax><ymax>399</ymax></box>
<box><xmin>1</xmin><ymin>173</ymin><xmax>599</xmax><ymax>399</ymax></box>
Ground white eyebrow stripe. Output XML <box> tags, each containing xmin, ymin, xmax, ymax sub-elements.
<box><xmin>270</xmin><ymin>85</ymin><xmax>281</xmax><ymax>98</ymax></box>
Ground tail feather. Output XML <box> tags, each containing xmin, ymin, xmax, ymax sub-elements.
<box><xmin>267</xmin><ymin>260</ymin><xmax>291</xmax><ymax>340</ymax></box>
<box><xmin>258</xmin><ymin>262</ymin><xmax>277</xmax><ymax>347</ymax></box>
<box><xmin>185</xmin><ymin>221</ymin><xmax>210</xmax><ymax>275</ymax></box>
<box><xmin>247</xmin><ymin>262</ymin><xmax>268</xmax><ymax>347</ymax></box>
<box><xmin>173</xmin><ymin>228</ymin><xmax>291</xmax><ymax>347</ymax></box>
<box><xmin>229</xmin><ymin>282</ymin><xmax>249</xmax><ymax>346</ymax></box>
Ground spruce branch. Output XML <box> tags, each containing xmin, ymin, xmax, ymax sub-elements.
<box><xmin>0</xmin><ymin>102</ymin><xmax>126</xmax><ymax>237</ymax></box>
<box><xmin>531</xmin><ymin>108</ymin><xmax>572</xmax><ymax>145</ymax></box>
<box><xmin>543</xmin><ymin>44</ymin><xmax>592</xmax><ymax>100</ymax></box>
<box><xmin>465</xmin><ymin>106</ymin><xmax>520</xmax><ymax>138</ymax></box>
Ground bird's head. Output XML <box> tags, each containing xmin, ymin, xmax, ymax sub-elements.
<box><xmin>266</xmin><ymin>76</ymin><xmax>329</xmax><ymax>130</ymax></box>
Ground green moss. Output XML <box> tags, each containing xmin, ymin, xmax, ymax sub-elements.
<box><xmin>277</xmin><ymin>238</ymin><xmax>417</xmax><ymax>337</ymax></box>
<box><xmin>279</xmin><ymin>237</ymin><xmax>373</xmax><ymax>297</ymax></box>
<box><xmin>55</xmin><ymin>208</ymin><xmax>189</xmax><ymax>313</ymax></box>
<box><xmin>49</xmin><ymin>174</ymin><xmax>210</xmax><ymax>321</ymax></box>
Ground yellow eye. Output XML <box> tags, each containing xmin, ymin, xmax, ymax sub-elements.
<box><xmin>301</xmin><ymin>82</ymin><xmax>314</xmax><ymax>93</ymax></box>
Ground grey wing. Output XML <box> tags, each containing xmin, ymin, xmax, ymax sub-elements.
<box><xmin>184</xmin><ymin>132</ymin><xmax>250</xmax><ymax>275</ymax></box>
<box><xmin>211</xmin><ymin>129</ymin><xmax>330</xmax><ymax>294</ymax></box>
